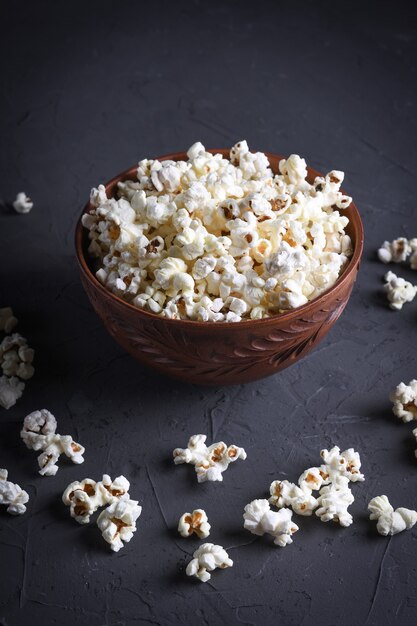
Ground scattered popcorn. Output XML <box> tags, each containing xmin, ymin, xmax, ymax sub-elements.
<box><xmin>0</xmin><ymin>333</ymin><xmax>35</xmax><ymax>380</ymax></box>
<box><xmin>62</xmin><ymin>474</ymin><xmax>131</xmax><ymax>524</ymax></box>
<box><xmin>390</xmin><ymin>380</ymin><xmax>417</xmax><ymax>422</ymax></box>
<box><xmin>21</xmin><ymin>409</ymin><xmax>85</xmax><ymax>476</ymax></box>
<box><xmin>97</xmin><ymin>498</ymin><xmax>142</xmax><ymax>552</ymax></box>
<box><xmin>0</xmin><ymin>307</ymin><xmax>18</xmax><ymax>333</ymax></box>
<box><xmin>186</xmin><ymin>543</ymin><xmax>233</xmax><ymax>582</ymax></box>
<box><xmin>269</xmin><ymin>445</ymin><xmax>363</xmax><ymax>527</ymax></box>
<box><xmin>243</xmin><ymin>499</ymin><xmax>299</xmax><ymax>547</ymax></box>
<box><xmin>368</xmin><ymin>495</ymin><xmax>417</xmax><ymax>536</ymax></box>
<box><xmin>0</xmin><ymin>375</ymin><xmax>25</xmax><ymax>409</ymax></box>
<box><xmin>178</xmin><ymin>509</ymin><xmax>211</xmax><ymax>539</ymax></box>
<box><xmin>12</xmin><ymin>192</ymin><xmax>33</xmax><ymax>214</ymax></box>
<box><xmin>82</xmin><ymin>141</ymin><xmax>353</xmax><ymax>321</ymax></box>
<box><xmin>0</xmin><ymin>468</ymin><xmax>29</xmax><ymax>515</ymax></box>
<box><xmin>377</xmin><ymin>238</ymin><xmax>411</xmax><ymax>264</ymax></box>
<box><xmin>383</xmin><ymin>271</ymin><xmax>417</xmax><ymax>310</ymax></box>
<box><xmin>173</xmin><ymin>434</ymin><xmax>247</xmax><ymax>482</ymax></box>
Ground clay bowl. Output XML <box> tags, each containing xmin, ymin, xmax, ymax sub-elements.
<box><xmin>75</xmin><ymin>149</ymin><xmax>364</xmax><ymax>386</ymax></box>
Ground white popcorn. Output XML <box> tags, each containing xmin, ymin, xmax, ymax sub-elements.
<box><xmin>368</xmin><ymin>495</ymin><xmax>417</xmax><ymax>536</ymax></box>
<box><xmin>83</xmin><ymin>142</ymin><xmax>353</xmax><ymax>321</ymax></box>
<box><xmin>12</xmin><ymin>192</ymin><xmax>33</xmax><ymax>214</ymax></box>
<box><xmin>0</xmin><ymin>468</ymin><xmax>29</xmax><ymax>515</ymax></box>
<box><xmin>173</xmin><ymin>434</ymin><xmax>247</xmax><ymax>483</ymax></box>
<box><xmin>97</xmin><ymin>498</ymin><xmax>142</xmax><ymax>552</ymax></box>
<box><xmin>243</xmin><ymin>499</ymin><xmax>299</xmax><ymax>547</ymax></box>
<box><xmin>390</xmin><ymin>380</ymin><xmax>417</xmax><ymax>422</ymax></box>
<box><xmin>0</xmin><ymin>333</ymin><xmax>35</xmax><ymax>388</ymax></box>
<box><xmin>377</xmin><ymin>238</ymin><xmax>411</xmax><ymax>264</ymax></box>
<box><xmin>0</xmin><ymin>375</ymin><xmax>25</xmax><ymax>409</ymax></box>
<box><xmin>315</xmin><ymin>476</ymin><xmax>354</xmax><ymax>527</ymax></box>
<box><xmin>178</xmin><ymin>509</ymin><xmax>211</xmax><ymax>539</ymax></box>
<box><xmin>269</xmin><ymin>446</ymin><xmax>363</xmax><ymax>526</ymax></box>
<box><xmin>62</xmin><ymin>478</ymin><xmax>107</xmax><ymax>523</ymax></box>
<box><xmin>269</xmin><ymin>480</ymin><xmax>318</xmax><ymax>516</ymax></box>
<box><xmin>320</xmin><ymin>446</ymin><xmax>365</xmax><ymax>482</ymax></box>
<box><xmin>384</xmin><ymin>271</ymin><xmax>417</xmax><ymax>310</ymax></box>
<box><xmin>413</xmin><ymin>427</ymin><xmax>417</xmax><ymax>457</ymax></box>
<box><xmin>186</xmin><ymin>543</ymin><xmax>233</xmax><ymax>582</ymax></box>
<box><xmin>21</xmin><ymin>409</ymin><xmax>85</xmax><ymax>476</ymax></box>
<box><xmin>0</xmin><ymin>307</ymin><xmax>18</xmax><ymax>333</ymax></box>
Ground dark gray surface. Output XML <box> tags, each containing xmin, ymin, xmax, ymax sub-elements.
<box><xmin>1</xmin><ymin>1</ymin><xmax>417</xmax><ymax>625</ymax></box>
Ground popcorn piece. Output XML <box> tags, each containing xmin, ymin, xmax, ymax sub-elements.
<box><xmin>269</xmin><ymin>480</ymin><xmax>318</xmax><ymax>516</ymax></box>
<box><xmin>62</xmin><ymin>473</ymin><xmax>131</xmax><ymax>524</ymax></box>
<box><xmin>0</xmin><ymin>468</ymin><xmax>29</xmax><ymax>515</ymax></box>
<box><xmin>186</xmin><ymin>543</ymin><xmax>233</xmax><ymax>582</ymax></box>
<box><xmin>243</xmin><ymin>499</ymin><xmax>299</xmax><ymax>546</ymax></box>
<box><xmin>315</xmin><ymin>476</ymin><xmax>354</xmax><ymax>527</ymax></box>
<box><xmin>377</xmin><ymin>238</ymin><xmax>411</xmax><ymax>264</ymax></box>
<box><xmin>173</xmin><ymin>434</ymin><xmax>247</xmax><ymax>482</ymax></box>
<box><xmin>12</xmin><ymin>192</ymin><xmax>33</xmax><ymax>214</ymax></box>
<box><xmin>368</xmin><ymin>495</ymin><xmax>417</xmax><ymax>536</ymax></box>
<box><xmin>413</xmin><ymin>427</ymin><xmax>417</xmax><ymax>457</ymax></box>
<box><xmin>0</xmin><ymin>375</ymin><xmax>25</xmax><ymax>409</ymax></box>
<box><xmin>320</xmin><ymin>446</ymin><xmax>365</xmax><ymax>482</ymax></box>
<box><xmin>97</xmin><ymin>498</ymin><xmax>142</xmax><ymax>552</ymax></box>
<box><xmin>83</xmin><ymin>141</ymin><xmax>353</xmax><ymax>321</ymax></box>
<box><xmin>178</xmin><ymin>509</ymin><xmax>211</xmax><ymax>539</ymax></box>
<box><xmin>390</xmin><ymin>380</ymin><xmax>417</xmax><ymax>422</ymax></box>
<box><xmin>409</xmin><ymin>238</ymin><xmax>417</xmax><ymax>270</ymax></box>
<box><xmin>384</xmin><ymin>271</ymin><xmax>417</xmax><ymax>310</ymax></box>
<box><xmin>0</xmin><ymin>333</ymin><xmax>35</xmax><ymax>382</ymax></box>
<box><xmin>0</xmin><ymin>307</ymin><xmax>18</xmax><ymax>333</ymax></box>
<box><xmin>21</xmin><ymin>409</ymin><xmax>85</xmax><ymax>476</ymax></box>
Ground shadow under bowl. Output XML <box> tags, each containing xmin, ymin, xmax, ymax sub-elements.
<box><xmin>75</xmin><ymin>150</ymin><xmax>364</xmax><ymax>386</ymax></box>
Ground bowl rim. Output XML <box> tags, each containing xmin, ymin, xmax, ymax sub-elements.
<box><xmin>75</xmin><ymin>149</ymin><xmax>364</xmax><ymax>328</ymax></box>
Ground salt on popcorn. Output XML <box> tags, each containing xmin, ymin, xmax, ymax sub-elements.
<box><xmin>383</xmin><ymin>271</ymin><xmax>417</xmax><ymax>310</ymax></box>
<box><xmin>178</xmin><ymin>509</ymin><xmax>211</xmax><ymax>539</ymax></box>
<box><xmin>21</xmin><ymin>409</ymin><xmax>85</xmax><ymax>476</ymax></box>
<box><xmin>243</xmin><ymin>499</ymin><xmax>299</xmax><ymax>547</ymax></box>
<box><xmin>0</xmin><ymin>468</ymin><xmax>29</xmax><ymax>515</ymax></box>
<box><xmin>368</xmin><ymin>495</ymin><xmax>417</xmax><ymax>536</ymax></box>
<box><xmin>186</xmin><ymin>543</ymin><xmax>233</xmax><ymax>582</ymax></box>
<box><xmin>82</xmin><ymin>141</ymin><xmax>353</xmax><ymax>321</ymax></box>
<box><xmin>12</xmin><ymin>192</ymin><xmax>33</xmax><ymax>214</ymax></box>
<box><xmin>173</xmin><ymin>434</ymin><xmax>247</xmax><ymax>483</ymax></box>
<box><xmin>390</xmin><ymin>380</ymin><xmax>417</xmax><ymax>422</ymax></box>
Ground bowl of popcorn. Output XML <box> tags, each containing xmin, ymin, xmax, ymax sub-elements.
<box><xmin>75</xmin><ymin>141</ymin><xmax>363</xmax><ymax>385</ymax></box>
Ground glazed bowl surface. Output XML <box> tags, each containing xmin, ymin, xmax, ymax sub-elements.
<box><xmin>75</xmin><ymin>149</ymin><xmax>364</xmax><ymax>385</ymax></box>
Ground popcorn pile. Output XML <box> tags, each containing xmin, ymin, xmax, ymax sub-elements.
<box><xmin>0</xmin><ymin>468</ymin><xmax>29</xmax><ymax>515</ymax></box>
<box><xmin>0</xmin><ymin>309</ymin><xmax>35</xmax><ymax>409</ymax></box>
<box><xmin>63</xmin><ymin>473</ymin><xmax>142</xmax><ymax>552</ymax></box>
<box><xmin>173</xmin><ymin>434</ymin><xmax>247</xmax><ymax>482</ymax></box>
<box><xmin>377</xmin><ymin>237</ymin><xmax>417</xmax><ymax>309</ymax></box>
<box><xmin>82</xmin><ymin>141</ymin><xmax>353</xmax><ymax>321</ymax></box>
<box><xmin>21</xmin><ymin>409</ymin><xmax>85</xmax><ymax>476</ymax></box>
<box><xmin>368</xmin><ymin>495</ymin><xmax>417</xmax><ymax>536</ymax></box>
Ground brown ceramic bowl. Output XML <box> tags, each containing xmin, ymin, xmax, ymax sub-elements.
<box><xmin>75</xmin><ymin>150</ymin><xmax>364</xmax><ymax>385</ymax></box>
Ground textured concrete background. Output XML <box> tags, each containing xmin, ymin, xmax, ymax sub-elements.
<box><xmin>1</xmin><ymin>1</ymin><xmax>417</xmax><ymax>624</ymax></box>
